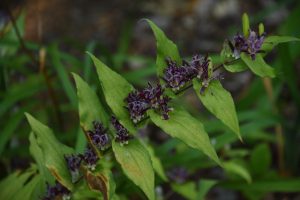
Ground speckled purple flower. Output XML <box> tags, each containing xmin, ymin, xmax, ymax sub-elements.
<box><xmin>111</xmin><ymin>116</ymin><xmax>133</xmax><ymax>145</ymax></box>
<box><xmin>81</xmin><ymin>146</ymin><xmax>99</xmax><ymax>171</ymax></box>
<box><xmin>88</xmin><ymin>121</ymin><xmax>110</xmax><ymax>150</ymax></box>
<box><xmin>64</xmin><ymin>154</ymin><xmax>82</xmax><ymax>182</ymax></box>
<box><xmin>126</xmin><ymin>91</ymin><xmax>149</xmax><ymax>123</ymax></box>
<box><xmin>233</xmin><ymin>30</ymin><xmax>265</xmax><ymax>60</ymax></box>
<box><xmin>43</xmin><ymin>181</ymin><xmax>70</xmax><ymax>200</ymax></box>
<box><xmin>126</xmin><ymin>83</ymin><xmax>173</xmax><ymax>122</ymax></box>
<box><xmin>163</xmin><ymin>59</ymin><xmax>190</xmax><ymax>90</ymax></box>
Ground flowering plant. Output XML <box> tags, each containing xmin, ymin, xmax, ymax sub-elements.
<box><xmin>1</xmin><ymin>13</ymin><xmax>299</xmax><ymax>200</ymax></box>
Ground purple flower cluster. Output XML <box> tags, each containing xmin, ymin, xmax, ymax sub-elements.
<box><xmin>163</xmin><ymin>55</ymin><xmax>210</xmax><ymax>91</ymax></box>
<box><xmin>64</xmin><ymin>147</ymin><xmax>99</xmax><ymax>182</ymax></box>
<box><xmin>88</xmin><ymin>121</ymin><xmax>110</xmax><ymax>150</ymax></box>
<box><xmin>81</xmin><ymin>146</ymin><xmax>99</xmax><ymax>171</ymax></box>
<box><xmin>43</xmin><ymin>181</ymin><xmax>70</xmax><ymax>200</ymax></box>
<box><xmin>126</xmin><ymin>83</ymin><xmax>172</xmax><ymax>122</ymax></box>
<box><xmin>111</xmin><ymin>116</ymin><xmax>133</xmax><ymax>145</ymax></box>
<box><xmin>163</xmin><ymin>55</ymin><xmax>220</xmax><ymax>94</ymax></box>
<box><xmin>233</xmin><ymin>30</ymin><xmax>265</xmax><ymax>60</ymax></box>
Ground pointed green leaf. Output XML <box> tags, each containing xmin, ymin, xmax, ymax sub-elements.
<box><xmin>88</xmin><ymin>53</ymin><xmax>136</xmax><ymax>133</ymax></box>
<box><xmin>11</xmin><ymin>175</ymin><xmax>42</xmax><ymax>200</ymax></box>
<box><xmin>146</xmin><ymin>19</ymin><xmax>181</xmax><ymax>79</ymax></box>
<box><xmin>172</xmin><ymin>182</ymin><xmax>198</xmax><ymax>200</ymax></box>
<box><xmin>29</xmin><ymin>132</ymin><xmax>53</xmax><ymax>183</ymax></box>
<box><xmin>73</xmin><ymin>73</ymin><xmax>109</xmax><ymax>129</ymax></box>
<box><xmin>145</xmin><ymin>144</ymin><xmax>168</xmax><ymax>181</ymax></box>
<box><xmin>262</xmin><ymin>35</ymin><xmax>300</xmax><ymax>52</ymax></box>
<box><xmin>148</xmin><ymin>107</ymin><xmax>221</xmax><ymax>166</ymax></box>
<box><xmin>25</xmin><ymin>113</ymin><xmax>74</xmax><ymax>190</ymax></box>
<box><xmin>112</xmin><ymin>140</ymin><xmax>155</xmax><ymax>200</ymax></box>
<box><xmin>250</xmin><ymin>144</ymin><xmax>271</xmax><ymax>177</ymax></box>
<box><xmin>0</xmin><ymin>168</ymin><xmax>36</xmax><ymax>200</ymax></box>
<box><xmin>193</xmin><ymin>80</ymin><xmax>241</xmax><ymax>141</ymax></box>
<box><xmin>223</xmin><ymin>161</ymin><xmax>252</xmax><ymax>183</ymax></box>
<box><xmin>241</xmin><ymin>53</ymin><xmax>275</xmax><ymax>78</ymax></box>
<box><xmin>197</xmin><ymin>179</ymin><xmax>218</xmax><ymax>199</ymax></box>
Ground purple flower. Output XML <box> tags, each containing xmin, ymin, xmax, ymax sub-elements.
<box><xmin>167</xmin><ymin>167</ymin><xmax>189</xmax><ymax>184</ymax></box>
<box><xmin>81</xmin><ymin>147</ymin><xmax>99</xmax><ymax>171</ymax></box>
<box><xmin>111</xmin><ymin>116</ymin><xmax>133</xmax><ymax>145</ymax></box>
<box><xmin>88</xmin><ymin>121</ymin><xmax>110</xmax><ymax>150</ymax></box>
<box><xmin>142</xmin><ymin>83</ymin><xmax>164</xmax><ymax>103</ymax></box>
<box><xmin>126</xmin><ymin>83</ymin><xmax>173</xmax><ymax>122</ymax></box>
<box><xmin>43</xmin><ymin>181</ymin><xmax>70</xmax><ymax>200</ymax></box>
<box><xmin>233</xmin><ymin>30</ymin><xmax>265</xmax><ymax>60</ymax></box>
<box><xmin>163</xmin><ymin>59</ymin><xmax>190</xmax><ymax>90</ymax></box>
<box><xmin>64</xmin><ymin>154</ymin><xmax>82</xmax><ymax>182</ymax></box>
<box><xmin>64</xmin><ymin>154</ymin><xmax>81</xmax><ymax>172</ymax></box>
<box><xmin>190</xmin><ymin>55</ymin><xmax>210</xmax><ymax>80</ymax></box>
<box><xmin>156</xmin><ymin>96</ymin><xmax>173</xmax><ymax>120</ymax></box>
<box><xmin>126</xmin><ymin>91</ymin><xmax>149</xmax><ymax>123</ymax></box>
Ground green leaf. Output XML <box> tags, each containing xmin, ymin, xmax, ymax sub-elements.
<box><xmin>224</xmin><ymin>60</ymin><xmax>248</xmax><ymax>73</ymax></box>
<box><xmin>241</xmin><ymin>53</ymin><xmax>275</xmax><ymax>78</ymax></box>
<box><xmin>172</xmin><ymin>182</ymin><xmax>197</xmax><ymax>200</ymax></box>
<box><xmin>223</xmin><ymin>161</ymin><xmax>252</xmax><ymax>183</ymax></box>
<box><xmin>148</xmin><ymin>107</ymin><xmax>221</xmax><ymax>166</ymax></box>
<box><xmin>262</xmin><ymin>35</ymin><xmax>300</xmax><ymax>52</ymax></box>
<box><xmin>193</xmin><ymin>80</ymin><xmax>241</xmax><ymax>141</ymax></box>
<box><xmin>11</xmin><ymin>175</ymin><xmax>42</xmax><ymax>200</ymax></box>
<box><xmin>0</xmin><ymin>111</ymin><xmax>24</xmax><ymax>155</ymax></box>
<box><xmin>29</xmin><ymin>132</ymin><xmax>53</xmax><ymax>183</ymax></box>
<box><xmin>250</xmin><ymin>144</ymin><xmax>271</xmax><ymax>177</ymax></box>
<box><xmin>50</xmin><ymin>44</ymin><xmax>77</xmax><ymax>107</ymax></box>
<box><xmin>146</xmin><ymin>19</ymin><xmax>181</xmax><ymax>79</ymax></box>
<box><xmin>221</xmin><ymin>179</ymin><xmax>300</xmax><ymax>192</ymax></box>
<box><xmin>112</xmin><ymin>139</ymin><xmax>155</xmax><ymax>200</ymax></box>
<box><xmin>25</xmin><ymin>113</ymin><xmax>74</xmax><ymax>190</ymax></box>
<box><xmin>242</xmin><ymin>13</ymin><xmax>250</xmax><ymax>38</ymax></box>
<box><xmin>144</xmin><ymin>144</ymin><xmax>168</xmax><ymax>181</ymax></box>
<box><xmin>73</xmin><ymin>73</ymin><xmax>109</xmax><ymax>129</ymax></box>
<box><xmin>0</xmin><ymin>168</ymin><xmax>36</xmax><ymax>200</ymax></box>
<box><xmin>88</xmin><ymin>53</ymin><xmax>136</xmax><ymax>133</ymax></box>
<box><xmin>197</xmin><ymin>179</ymin><xmax>217</xmax><ymax>199</ymax></box>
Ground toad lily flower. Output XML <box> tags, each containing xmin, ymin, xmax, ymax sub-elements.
<box><xmin>111</xmin><ymin>116</ymin><xmax>133</xmax><ymax>145</ymax></box>
<box><xmin>88</xmin><ymin>121</ymin><xmax>110</xmax><ymax>150</ymax></box>
<box><xmin>233</xmin><ymin>30</ymin><xmax>265</xmax><ymax>60</ymax></box>
<box><xmin>81</xmin><ymin>146</ymin><xmax>99</xmax><ymax>171</ymax></box>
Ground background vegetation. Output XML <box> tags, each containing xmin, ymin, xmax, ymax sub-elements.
<box><xmin>0</xmin><ymin>0</ymin><xmax>300</xmax><ymax>199</ymax></box>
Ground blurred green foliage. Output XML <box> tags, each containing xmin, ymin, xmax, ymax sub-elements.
<box><xmin>1</xmin><ymin>3</ymin><xmax>300</xmax><ymax>199</ymax></box>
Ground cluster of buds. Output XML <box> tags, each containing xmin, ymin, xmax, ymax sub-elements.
<box><xmin>64</xmin><ymin>146</ymin><xmax>99</xmax><ymax>175</ymax></box>
<box><xmin>111</xmin><ymin>116</ymin><xmax>133</xmax><ymax>145</ymax></box>
<box><xmin>126</xmin><ymin>83</ymin><xmax>172</xmax><ymax>122</ymax></box>
<box><xmin>64</xmin><ymin>154</ymin><xmax>82</xmax><ymax>182</ymax></box>
<box><xmin>232</xmin><ymin>30</ymin><xmax>265</xmax><ymax>60</ymax></box>
<box><xmin>163</xmin><ymin>55</ymin><xmax>221</xmax><ymax>94</ymax></box>
<box><xmin>43</xmin><ymin>181</ymin><xmax>70</xmax><ymax>200</ymax></box>
<box><xmin>81</xmin><ymin>146</ymin><xmax>99</xmax><ymax>171</ymax></box>
<box><xmin>88</xmin><ymin>121</ymin><xmax>110</xmax><ymax>150</ymax></box>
